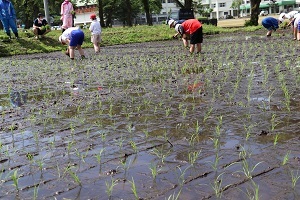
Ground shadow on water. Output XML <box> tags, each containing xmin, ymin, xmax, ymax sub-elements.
<box><xmin>10</xmin><ymin>90</ymin><xmax>28</xmax><ymax>107</ymax></box>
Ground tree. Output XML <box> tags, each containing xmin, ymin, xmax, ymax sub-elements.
<box><xmin>103</xmin><ymin>0</ymin><xmax>117</xmax><ymax>27</ymax></box>
<box><xmin>141</xmin><ymin>0</ymin><xmax>152</xmax><ymax>26</ymax></box>
<box><xmin>125</xmin><ymin>0</ymin><xmax>133</xmax><ymax>26</ymax></box>
<box><xmin>196</xmin><ymin>2</ymin><xmax>212</xmax><ymax>18</ymax></box>
<box><xmin>249</xmin><ymin>0</ymin><xmax>261</xmax><ymax>25</ymax></box>
<box><xmin>231</xmin><ymin>0</ymin><xmax>243</xmax><ymax>18</ymax></box>
<box><xmin>97</xmin><ymin>0</ymin><xmax>105</xmax><ymax>27</ymax></box>
<box><xmin>13</xmin><ymin>0</ymin><xmax>44</xmax><ymax>28</ymax></box>
<box><xmin>141</xmin><ymin>0</ymin><xmax>162</xmax><ymax>26</ymax></box>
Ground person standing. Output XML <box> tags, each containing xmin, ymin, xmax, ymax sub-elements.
<box><xmin>89</xmin><ymin>13</ymin><xmax>101</xmax><ymax>53</ymax></box>
<box><xmin>174</xmin><ymin>19</ymin><xmax>203</xmax><ymax>54</ymax></box>
<box><xmin>59</xmin><ymin>27</ymin><xmax>85</xmax><ymax>60</ymax></box>
<box><xmin>33</xmin><ymin>13</ymin><xmax>51</xmax><ymax>39</ymax></box>
<box><xmin>60</xmin><ymin>0</ymin><xmax>74</xmax><ymax>32</ymax></box>
<box><xmin>0</xmin><ymin>0</ymin><xmax>18</xmax><ymax>39</ymax></box>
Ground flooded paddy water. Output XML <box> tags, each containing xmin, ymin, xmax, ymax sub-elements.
<box><xmin>0</xmin><ymin>29</ymin><xmax>299</xmax><ymax>200</ymax></box>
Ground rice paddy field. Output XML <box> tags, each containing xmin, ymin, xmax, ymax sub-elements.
<box><xmin>0</xmin><ymin>28</ymin><xmax>299</xmax><ymax>200</ymax></box>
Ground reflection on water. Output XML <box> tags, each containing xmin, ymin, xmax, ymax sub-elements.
<box><xmin>10</xmin><ymin>90</ymin><xmax>27</xmax><ymax>107</ymax></box>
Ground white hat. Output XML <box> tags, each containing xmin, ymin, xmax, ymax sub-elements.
<box><xmin>279</xmin><ymin>13</ymin><xmax>286</xmax><ymax>22</ymax></box>
<box><xmin>168</xmin><ymin>19</ymin><xmax>175</xmax><ymax>28</ymax></box>
<box><xmin>58</xmin><ymin>35</ymin><xmax>63</xmax><ymax>43</ymax></box>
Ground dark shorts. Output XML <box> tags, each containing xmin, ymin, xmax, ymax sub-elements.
<box><xmin>37</xmin><ymin>29</ymin><xmax>47</xmax><ymax>35</ymax></box>
<box><xmin>70</xmin><ymin>29</ymin><xmax>85</xmax><ymax>47</ymax></box>
<box><xmin>190</xmin><ymin>26</ymin><xmax>203</xmax><ymax>44</ymax></box>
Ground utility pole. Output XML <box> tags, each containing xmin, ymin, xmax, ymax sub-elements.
<box><xmin>43</xmin><ymin>0</ymin><xmax>50</xmax><ymax>24</ymax></box>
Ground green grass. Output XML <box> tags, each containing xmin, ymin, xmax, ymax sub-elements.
<box><xmin>0</xmin><ymin>24</ymin><xmax>262</xmax><ymax>57</ymax></box>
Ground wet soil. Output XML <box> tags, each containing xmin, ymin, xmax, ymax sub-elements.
<box><xmin>0</xmin><ymin>29</ymin><xmax>299</xmax><ymax>200</ymax></box>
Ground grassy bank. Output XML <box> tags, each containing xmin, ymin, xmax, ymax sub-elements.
<box><xmin>0</xmin><ymin>24</ymin><xmax>262</xmax><ymax>57</ymax></box>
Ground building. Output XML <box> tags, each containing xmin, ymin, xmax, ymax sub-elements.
<box><xmin>240</xmin><ymin>0</ymin><xmax>300</xmax><ymax>16</ymax></box>
<box><xmin>73</xmin><ymin>0</ymin><xmax>97</xmax><ymax>26</ymax></box>
<box><xmin>72</xmin><ymin>0</ymin><xmax>300</xmax><ymax>26</ymax></box>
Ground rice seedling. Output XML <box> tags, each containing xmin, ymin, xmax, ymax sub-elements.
<box><xmin>151</xmin><ymin>147</ymin><xmax>170</xmax><ymax>164</ymax></box>
<box><xmin>130</xmin><ymin>140</ymin><xmax>138</xmax><ymax>153</ymax></box>
<box><xmin>203</xmin><ymin>106</ymin><xmax>213</xmax><ymax>123</ymax></box>
<box><xmin>244</xmin><ymin>123</ymin><xmax>256</xmax><ymax>141</ymax></box>
<box><xmin>273</xmin><ymin>133</ymin><xmax>280</xmax><ymax>146</ymax></box>
<box><xmin>95</xmin><ymin>148</ymin><xmax>105</xmax><ymax>165</ymax></box>
<box><xmin>65</xmin><ymin>165</ymin><xmax>81</xmax><ymax>186</ymax></box>
<box><xmin>243</xmin><ymin>180</ymin><xmax>260</xmax><ymax>200</ymax></box>
<box><xmin>166</xmin><ymin>189</ymin><xmax>182</xmax><ymax>200</ymax></box>
<box><xmin>239</xmin><ymin>148</ymin><xmax>263</xmax><ymax>179</ymax></box>
<box><xmin>11</xmin><ymin>169</ymin><xmax>20</xmax><ymax>191</ymax></box>
<box><xmin>290</xmin><ymin>170</ymin><xmax>300</xmax><ymax>188</ymax></box>
<box><xmin>246</xmin><ymin>68</ymin><xmax>254</xmax><ymax>103</ymax></box>
<box><xmin>188</xmin><ymin>150</ymin><xmax>201</xmax><ymax>166</ymax></box>
<box><xmin>149</xmin><ymin>162</ymin><xmax>160</xmax><ymax>180</ymax></box>
<box><xmin>210</xmin><ymin>172</ymin><xmax>225</xmax><ymax>199</ymax></box>
<box><xmin>105</xmin><ymin>177</ymin><xmax>118</xmax><ymax>199</ymax></box>
<box><xmin>33</xmin><ymin>184</ymin><xmax>39</xmax><ymax>200</ymax></box>
<box><xmin>176</xmin><ymin>166</ymin><xmax>190</xmax><ymax>188</ymax></box>
<box><xmin>129</xmin><ymin>177</ymin><xmax>139</xmax><ymax>200</ymax></box>
<box><xmin>282</xmin><ymin>151</ymin><xmax>291</xmax><ymax>166</ymax></box>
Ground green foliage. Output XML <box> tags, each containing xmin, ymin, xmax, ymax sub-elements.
<box><xmin>196</xmin><ymin>2</ymin><xmax>213</xmax><ymax>17</ymax></box>
<box><xmin>244</xmin><ymin>20</ymin><xmax>254</xmax><ymax>27</ymax></box>
<box><xmin>280</xmin><ymin>21</ymin><xmax>289</xmax><ymax>29</ymax></box>
<box><xmin>231</xmin><ymin>0</ymin><xmax>243</xmax><ymax>9</ymax></box>
<box><xmin>40</xmin><ymin>25</ymin><xmax>51</xmax><ymax>31</ymax></box>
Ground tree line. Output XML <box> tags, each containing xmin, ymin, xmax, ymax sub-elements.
<box><xmin>8</xmin><ymin>0</ymin><xmax>261</xmax><ymax>29</ymax></box>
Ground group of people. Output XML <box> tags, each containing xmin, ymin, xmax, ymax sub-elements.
<box><xmin>0</xmin><ymin>0</ymin><xmax>102</xmax><ymax>60</ymax></box>
<box><xmin>261</xmin><ymin>11</ymin><xmax>300</xmax><ymax>39</ymax></box>
<box><xmin>167</xmin><ymin>11</ymin><xmax>300</xmax><ymax>54</ymax></box>
<box><xmin>58</xmin><ymin>13</ymin><xmax>101</xmax><ymax>60</ymax></box>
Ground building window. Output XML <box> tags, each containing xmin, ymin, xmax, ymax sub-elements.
<box><xmin>212</xmin><ymin>4</ymin><xmax>216</xmax><ymax>8</ymax></box>
<box><xmin>219</xmin><ymin>3</ymin><xmax>226</xmax><ymax>7</ymax></box>
<box><xmin>167</xmin><ymin>0</ymin><xmax>175</xmax><ymax>3</ymax></box>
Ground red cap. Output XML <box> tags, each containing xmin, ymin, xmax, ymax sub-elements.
<box><xmin>90</xmin><ymin>14</ymin><xmax>96</xmax><ymax>20</ymax></box>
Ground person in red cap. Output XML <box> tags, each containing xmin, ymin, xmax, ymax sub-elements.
<box><xmin>175</xmin><ymin>19</ymin><xmax>203</xmax><ymax>54</ymax></box>
<box><xmin>89</xmin><ymin>13</ymin><xmax>101</xmax><ymax>53</ymax></box>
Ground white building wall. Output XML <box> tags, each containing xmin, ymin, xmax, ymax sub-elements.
<box><xmin>201</xmin><ymin>0</ymin><xmax>235</xmax><ymax>19</ymax></box>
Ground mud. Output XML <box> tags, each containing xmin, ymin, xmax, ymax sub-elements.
<box><xmin>0</xmin><ymin>29</ymin><xmax>299</xmax><ymax>200</ymax></box>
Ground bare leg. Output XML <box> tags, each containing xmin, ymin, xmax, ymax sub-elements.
<box><xmin>43</xmin><ymin>29</ymin><xmax>51</xmax><ymax>36</ymax></box>
<box><xmin>94</xmin><ymin>43</ymin><xmax>100</xmax><ymax>53</ymax></box>
<box><xmin>77</xmin><ymin>45</ymin><xmax>85</xmax><ymax>57</ymax></box>
<box><xmin>69</xmin><ymin>46</ymin><xmax>75</xmax><ymax>59</ymax></box>
<box><xmin>189</xmin><ymin>44</ymin><xmax>195</xmax><ymax>53</ymax></box>
<box><xmin>294</xmin><ymin>27</ymin><xmax>297</xmax><ymax>40</ymax></box>
<box><xmin>196</xmin><ymin>43</ymin><xmax>201</xmax><ymax>53</ymax></box>
<box><xmin>182</xmin><ymin>38</ymin><xmax>189</xmax><ymax>48</ymax></box>
<box><xmin>33</xmin><ymin>28</ymin><xmax>38</xmax><ymax>36</ymax></box>
<box><xmin>266</xmin><ymin>30</ymin><xmax>272</xmax><ymax>36</ymax></box>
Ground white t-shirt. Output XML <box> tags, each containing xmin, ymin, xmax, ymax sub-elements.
<box><xmin>89</xmin><ymin>20</ymin><xmax>101</xmax><ymax>35</ymax></box>
<box><xmin>286</xmin><ymin>11</ymin><xmax>299</xmax><ymax>19</ymax></box>
<box><xmin>61</xmin><ymin>27</ymin><xmax>79</xmax><ymax>40</ymax></box>
<box><xmin>293</xmin><ymin>13</ymin><xmax>300</xmax><ymax>27</ymax></box>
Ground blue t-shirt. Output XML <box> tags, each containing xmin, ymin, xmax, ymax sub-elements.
<box><xmin>262</xmin><ymin>17</ymin><xmax>279</xmax><ymax>31</ymax></box>
<box><xmin>174</xmin><ymin>19</ymin><xmax>185</xmax><ymax>26</ymax></box>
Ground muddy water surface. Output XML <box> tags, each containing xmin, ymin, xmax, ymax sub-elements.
<box><xmin>0</xmin><ymin>30</ymin><xmax>299</xmax><ymax>200</ymax></box>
